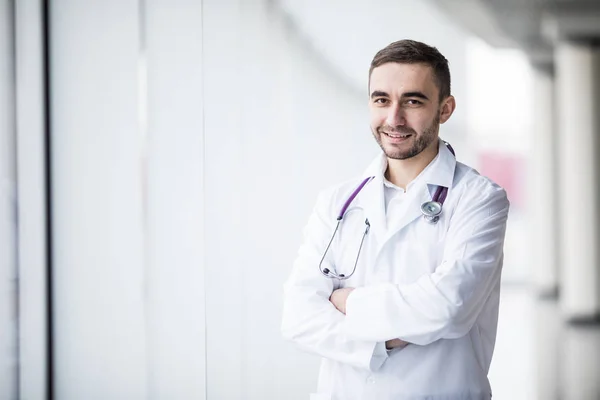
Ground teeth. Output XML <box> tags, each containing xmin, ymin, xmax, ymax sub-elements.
<box><xmin>387</xmin><ymin>133</ymin><xmax>410</xmax><ymax>138</ymax></box>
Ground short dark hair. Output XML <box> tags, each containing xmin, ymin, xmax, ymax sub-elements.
<box><xmin>369</xmin><ymin>40</ymin><xmax>451</xmax><ymax>101</ymax></box>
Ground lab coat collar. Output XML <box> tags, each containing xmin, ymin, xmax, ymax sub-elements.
<box><xmin>423</xmin><ymin>139</ymin><xmax>456</xmax><ymax>190</ymax></box>
<box><xmin>362</xmin><ymin>138</ymin><xmax>456</xmax><ymax>191</ymax></box>
<box><xmin>357</xmin><ymin>138</ymin><xmax>457</xmax><ymax>250</ymax></box>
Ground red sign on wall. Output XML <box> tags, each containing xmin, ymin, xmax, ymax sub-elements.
<box><xmin>478</xmin><ymin>152</ymin><xmax>525</xmax><ymax>210</ymax></box>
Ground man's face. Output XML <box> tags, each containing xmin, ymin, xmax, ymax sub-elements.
<box><xmin>369</xmin><ymin>62</ymin><xmax>443</xmax><ymax>160</ymax></box>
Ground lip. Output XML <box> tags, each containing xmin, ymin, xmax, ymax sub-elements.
<box><xmin>383</xmin><ymin>132</ymin><xmax>412</xmax><ymax>142</ymax></box>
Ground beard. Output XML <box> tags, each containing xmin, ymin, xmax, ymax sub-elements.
<box><xmin>372</xmin><ymin>114</ymin><xmax>440</xmax><ymax>160</ymax></box>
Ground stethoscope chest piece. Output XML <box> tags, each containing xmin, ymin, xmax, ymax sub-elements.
<box><xmin>421</xmin><ymin>201</ymin><xmax>442</xmax><ymax>224</ymax></box>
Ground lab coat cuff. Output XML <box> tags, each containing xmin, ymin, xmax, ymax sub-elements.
<box><xmin>344</xmin><ymin>284</ymin><xmax>398</xmax><ymax>341</ymax></box>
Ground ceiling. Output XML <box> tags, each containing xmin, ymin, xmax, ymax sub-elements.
<box><xmin>429</xmin><ymin>0</ymin><xmax>600</xmax><ymax>68</ymax></box>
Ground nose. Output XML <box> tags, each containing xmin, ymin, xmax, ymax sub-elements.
<box><xmin>385</xmin><ymin>103</ymin><xmax>406</xmax><ymax>127</ymax></box>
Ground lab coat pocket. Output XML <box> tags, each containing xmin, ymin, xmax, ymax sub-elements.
<box><xmin>309</xmin><ymin>393</ymin><xmax>331</xmax><ymax>400</ymax></box>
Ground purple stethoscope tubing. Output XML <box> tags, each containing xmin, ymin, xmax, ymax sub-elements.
<box><xmin>336</xmin><ymin>176</ymin><xmax>374</xmax><ymax>220</ymax></box>
<box><xmin>319</xmin><ymin>141</ymin><xmax>455</xmax><ymax>280</ymax></box>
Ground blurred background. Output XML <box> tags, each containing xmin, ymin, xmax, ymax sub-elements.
<box><xmin>1</xmin><ymin>0</ymin><xmax>600</xmax><ymax>399</ymax></box>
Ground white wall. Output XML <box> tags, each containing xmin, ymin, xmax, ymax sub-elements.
<box><xmin>47</xmin><ymin>0</ymin><xmax>379</xmax><ymax>396</ymax></box>
<box><xmin>50</xmin><ymin>0</ymin><xmax>207</xmax><ymax>398</ymax></box>
<box><xmin>202</xmin><ymin>2</ymin><xmax>374</xmax><ymax>398</ymax></box>
<box><xmin>144</xmin><ymin>0</ymin><xmax>206</xmax><ymax>397</ymax></box>
<box><xmin>51</xmin><ymin>0</ymin><xmax>148</xmax><ymax>397</ymax></box>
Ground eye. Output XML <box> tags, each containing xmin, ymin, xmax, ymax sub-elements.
<box><xmin>406</xmin><ymin>99</ymin><xmax>423</xmax><ymax>105</ymax></box>
<box><xmin>373</xmin><ymin>98</ymin><xmax>389</xmax><ymax>105</ymax></box>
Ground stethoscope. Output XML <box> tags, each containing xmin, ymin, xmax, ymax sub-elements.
<box><xmin>319</xmin><ymin>142</ymin><xmax>455</xmax><ymax>280</ymax></box>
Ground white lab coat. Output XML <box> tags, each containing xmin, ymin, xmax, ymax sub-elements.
<box><xmin>282</xmin><ymin>140</ymin><xmax>510</xmax><ymax>400</ymax></box>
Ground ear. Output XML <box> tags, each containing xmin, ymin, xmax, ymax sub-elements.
<box><xmin>439</xmin><ymin>95</ymin><xmax>456</xmax><ymax>124</ymax></box>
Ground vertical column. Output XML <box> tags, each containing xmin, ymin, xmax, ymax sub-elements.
<box><xmin>561</xmin><ymin>324</ymin><xmax>600</xmax><ymax>399</ymax></box>
<box><xmin>529</xmin><ymin>64</ymin><xmax>559</xmax><ymax>297</ymax></box>
<box><xmin>532</xmin><ymin>295</ymin><xmax>562</xmax><ymax>399</ymax></box>
<box><xmin>529</xmin><ymin>64</ymin><xmax>561</xmax><ymax>400</ymax></box>
<box><xmin>0</xmin><ymin>0</ymin><xmax>18</xmax><ymax>398</ymax></box>
<box><xmin>50</xmin><ymin>1</ymin><xmax>148</xmax><ymax>398</ymax></box>
<box><xmin>555</xmin><ymin>41</ymin><xmax>600</xmax><ymax>320</ymax></box>
<box><xmin>15</xmin><ymin>0</ymin><xmax>50</xmax><ymax>397</ymax></box>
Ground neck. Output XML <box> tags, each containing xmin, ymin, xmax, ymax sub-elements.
<box><xmin>385</xmin><ymin>139</ymin><xmax>440</xmax><ymax>190</ymax></box>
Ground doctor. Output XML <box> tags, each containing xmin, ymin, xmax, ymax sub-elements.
<box><xmin>281</xmin><ymin>40</ymin><xmax>510</xmax><ymax>400</ymax></box>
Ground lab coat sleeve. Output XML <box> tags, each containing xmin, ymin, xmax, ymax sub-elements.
<box><xmin>343</xmin><ymin>181</ymin><xmax>510</xmax><ymax>346</ymax></box>
<box><xmin>281</xmin><ymin>189</ymin><xmax>388</xmax><ymax>371</ymax></box>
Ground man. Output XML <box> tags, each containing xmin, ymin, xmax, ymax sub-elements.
<box><xmin>281</xmin><ymin>39</ymin><xmax>510</xmax><ymax>400</ymax></box>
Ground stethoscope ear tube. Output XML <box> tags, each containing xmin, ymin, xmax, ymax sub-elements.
<box><xmin>319</xmin><ymin>218</ymin><xmax>370</xmax><ymax>280</ymax></box>
<box><xmin>319</xmin><ymin>220</ymin><xmax>342</xmax><ymax>278</ymax></box>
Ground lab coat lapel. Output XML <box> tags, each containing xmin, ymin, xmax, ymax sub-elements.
<box><xmin>375</xmin><ymin>139</ymin><xmax>457</xmax><ymax>252</ymax></box>
<box><xmin>358</xmin><ymin>139</ymin><xmax>458</xmax><ymax>260</ymax></box>
<box><xmin>381</xmin><ymin>183</ymin><xmax>430</xmax><ymax>246</ymax></box>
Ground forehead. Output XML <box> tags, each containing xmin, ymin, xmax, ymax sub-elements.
<box><xmin>369</xmin><ymin>62</ymin><xmax>438</xmax><ymax>97</ymax></box>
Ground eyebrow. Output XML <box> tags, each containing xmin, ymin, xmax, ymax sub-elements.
<box><xmin>402</xmin><ymin>91</ymin><xmax>429</xmax><ymax>101</ymax></box>
<box><xmin>370</xmin><ymin>90</ymin><xmax>430</xmax><ymax>101</ymax></box>
<box><xmin>370</xmin><ymin>90</ymin><xmax>388</xmax><ymax>98</ymax></box>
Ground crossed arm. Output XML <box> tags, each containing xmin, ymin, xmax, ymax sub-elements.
<box><xmin>282</xmin><ymin>183</ymin><xmax>509</xmax><ymax>370</ymax></box>
<box><xmin>330</xmin><ymin>287</ymin><xmax>409</xmax><ymax>350</ymax></box>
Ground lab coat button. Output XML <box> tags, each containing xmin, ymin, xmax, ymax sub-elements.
<box><xmin>366</xmin><ymin>376</ymin><xmax>375</xmax><ymax>384</ymax></box>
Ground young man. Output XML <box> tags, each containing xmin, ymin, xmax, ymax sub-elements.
<box><xmin>281</xmin><ymin>40</ymin><xmax>510</xmax><ymax>400</ymax></box>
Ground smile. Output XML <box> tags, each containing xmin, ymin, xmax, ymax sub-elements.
<box><xmin>384</xmin><ymin>132</ymin><xmax>412</xmax><ymax>138</ymax></box>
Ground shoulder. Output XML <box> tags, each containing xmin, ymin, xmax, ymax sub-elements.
<box><xmin>453</xmin><ymin>162</ymin><xmax>510</xmax><ymax>214</ymax></box>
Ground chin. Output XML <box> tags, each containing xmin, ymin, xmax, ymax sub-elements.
<box><xmin>384</xmin><ymin>144</ymin><xmax>422</xmax><ymax>160</ymax></box>
<box><xmin>386</xmin><ymin>152</ymin><xmax>412</xmax><ymax>160</ymax></box>
<box><xmin>384</xmin><ymin>149</ymin><xmax>412</xmax><ymax>160</ymax></box>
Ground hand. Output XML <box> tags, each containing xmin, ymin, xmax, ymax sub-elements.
<box><xmin>329</xmin><ymin>287</ymin><xmax>355</xmax><ymax>315</ymax></box>
<box><xmin>385</xmin><ymin>338</ymin><xmax>409</xmax><ymax>350</ymax></box>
